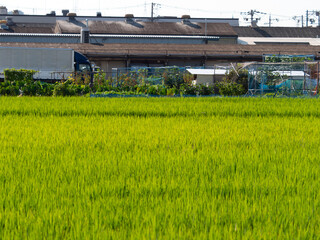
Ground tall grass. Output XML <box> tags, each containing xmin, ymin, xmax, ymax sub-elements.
<box><xmin>0</xmin><ymin>97</ymin><xmax>320</xmax><ymax>239</ymax></box>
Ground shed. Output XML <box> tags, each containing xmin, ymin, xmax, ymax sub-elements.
<box><xmin>187</xmin><ymin>68</ymin><xmax>227</xmax><ymax>86</ymax></box>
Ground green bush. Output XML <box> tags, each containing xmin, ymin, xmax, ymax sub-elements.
<box><xmin>53</xmin><ymin>81</ymin><xmax>77</xmax><ymax>97</ymax></box>
<box><xmin>0</xmin><ymin>81</ymin><xmax>20</xmax><ymax>96</ymax></box>
<box><xmin>180</xmin><ymin>85</ymin><xmax>198</xmax><ymax>96</ymax></box>
<box><xmin>147</xmin><ymin>86</ymin><xmax>159</xmax><ymax>95</ymax></box>
<box><xmin>224</xmin><ymin>65</ymin><xmax>248</xmax><ymax>92</ymax></box>
<box><xmin>198</xmin><ymin>85</ymin><xmax>214</xmax><ymax>96</ymax></box>
<box><xmin>216</xmin><ymin>82</ymin><xmax>245</xmax><ymax>96</ymax></box>
<box><xmin>4</xmin><ymin>69</ymin><xmax>38</xmax><ymax>82</ymax></box>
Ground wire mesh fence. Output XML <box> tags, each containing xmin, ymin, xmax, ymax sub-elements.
<box><xmin>247</xmin><ymin>62</ymin><xmax>320</xmax><ymax>96</ymax></box>
<box><xmin>110</xmin><ymin>66</ymin><xmax>231</xmax><ymax>87</ymax></box>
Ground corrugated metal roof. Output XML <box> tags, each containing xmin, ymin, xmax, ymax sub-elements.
<box><xmin>238</xmin><ymin>37</ymin><xmax>320</xmax><ymax>46</ymax></box>
<box><xmin>56</xmin><ymin>20</ymin><xmax>238</xmax><ymax>36</ymax></box>
<box><xmin>90</xmin><ymin>34</ymin><xmax>219</xmax><ymax>39</ymax></box>
<box><xmin>0</xmin><ymin>33</ymin><xmax>79</xmax><ymax>37</ymax></box>
<box><xmin>0</xmin><ymin>23</ymin><xmax>55</xmax><ymax>33</ymax></box>
<box><xmin>0</xmin><ymin>43</ymin><xmax>318</xmax><ymax>59</ymax></box>
<box><xmin>234</xmin><ymin>26</ymin><xmax>320</xmax><ymax>38</ymax></box>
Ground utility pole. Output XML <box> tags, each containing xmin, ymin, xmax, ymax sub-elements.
<box><xmin>151</xmin><ymin>3</ymin><xmax>154</xmax><ymax>22</ymax></box>
<box><xmin>151</xmin><ymin>3</ymin><xmax>161</xmax><ymax>22</ymax></box>
<box><xmin>305</xmin><ymin>10</ymin><xmax>320</xmax><ymax>27</ymax></box>
<box><xmin>268</xmin><ymin>14</ymin><xmax>279</xmax><ymax>27</ymax></box>
<box><xmin>241</xmin><ymin>10</ymin><xmax>266</xmax><ymax>27</ymax></box>
<box><xmin>293</xmin><ymin>15</ymin><xmax>304</xmax><ymax>27</ymax></box>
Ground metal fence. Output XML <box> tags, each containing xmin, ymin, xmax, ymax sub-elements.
<box><xmin>247</xmin><ymin>62</ymin><xmax>320</xmax><ymax>96</ymax></box>
<box><xmin>110</xmin><ymin>65</ymin><xmax>231</xmax><ymax>87</ymax></box>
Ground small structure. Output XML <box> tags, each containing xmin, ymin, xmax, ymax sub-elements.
<box><xmin>247</xmin><ymin>62</ymin><xmax>320</xmax><ymax>96</ymax></box>
<box><xmin>187</xmin><ymin>68</ymin><xmax>227</xmax><ymax>86</ymax></box>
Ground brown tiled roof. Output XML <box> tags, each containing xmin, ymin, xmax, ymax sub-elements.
<box><xmin>0</xmin><ymin>42</ymin><xmax>319</xmax><ymax>60</ymax></box>
<box><xmin>234</xmin><ymin>26</ymin><xmax>320</xmax><ymax>38</ymax></box>
<box><xmin>56</xmin><ymin>20</ymin><xmax>237</xmax><ymax>36</ymax></box>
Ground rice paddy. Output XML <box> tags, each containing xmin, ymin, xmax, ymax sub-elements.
<box><xmin>0</xmin><ymin>97</ymin><xmax>320</xmax><ymax>239</ymax></box>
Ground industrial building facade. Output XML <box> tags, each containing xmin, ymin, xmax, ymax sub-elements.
<box><xmin>0</xmin><ymin>10</ymin><xmax>320</xmax><ymax>74</ymax></box>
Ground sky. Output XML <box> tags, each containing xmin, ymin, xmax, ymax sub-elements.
<box><xmin>1</xmin><ymin>0</ymin><xmax>319</xmax><ymax>27</ymax></box>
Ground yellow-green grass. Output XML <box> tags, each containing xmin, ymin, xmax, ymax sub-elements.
<box><xmin>0</xmin><ymin>97</ymin><xmax>320</xmax><ymax>239</ymax></box>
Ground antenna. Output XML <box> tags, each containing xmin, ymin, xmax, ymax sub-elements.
<box><xmin>241</xmin><ymin>9</ymin><xmax>267</xmax><ymax>27</ymax></box>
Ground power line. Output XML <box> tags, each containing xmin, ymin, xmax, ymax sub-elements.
<box><xmin>161</xmin><ymin>3</ymin><xmax>236</xmax><ymax>15</ymax></box>
<box><xmin>1</xmin><ymin>2</ymin><xmax>315</xmax><ymax>27</ymax></box>
<box><xmin>241</xmin><ymin>10</ymin><xmax>267</xmax><ymax>26</ymax></box>
<box><xmin>306</xmin><ymin>10</ymin><xmax>320</xmax><ymax>27</ymax></box>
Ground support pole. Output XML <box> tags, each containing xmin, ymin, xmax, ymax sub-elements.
<box><xmin>151</xmin><ymin>3</ymin><xmax>154</xmax><ymax>22</ymax></box>
<box><xmin>317</xmin><ymin>62</ymin><xmax>320</xmax><ymax>95</ymax></box>
<box><xmin>303</xmin><ymin>62</ymin><xmax>306</xmax><ymax>93</ymax></box>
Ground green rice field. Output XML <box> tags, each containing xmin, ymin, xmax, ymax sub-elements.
<box><xmin>0</xmin><ymin>97</ymin><xmax>320</xmax><ymax>239</ymax></box>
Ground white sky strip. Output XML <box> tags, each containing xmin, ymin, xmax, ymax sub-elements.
<box><xmin>1</xmin><ymin>0</ymin><xmax>319</xmax><ymax>27</ymax></box>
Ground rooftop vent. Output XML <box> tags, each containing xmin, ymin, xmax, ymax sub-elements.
<box><xmin>67</xmin><ymin>12</ymin><xmax>77</xmax><ymax>21</ymax></box>
<box><xmin>125</xmin><ymin>14</ymin><xmax>134</xmax><ymax>18</ymax></box>
<box><xmin>97</xmin><ymin>12</ymin><xmax>102</xmax><ymax>17</ymax></box>
<box><xmin>12</xmin><ymin>10</ymin><xmax>20</xmax><ymax>15</ymax></box>
<box><xmin>181</xmin><ymin>15</ymin><xmax>191</xmax><ymax>24</ymax></box>
<box><xmin>0</xmin><ymin>6</ymin><xmax>8</xmax><ymax>15</ymax></box>
<box><xmin>125</xmin><ymin>14</ymin><xmax>134</xmax><ymax>23</ymax></box>
<box><xmin>62</xmin><ymin>9</ymin><xmax>69</xmax><ymax>17</ymax></box>
<box><xmin>47</xmin><ymin>11</ymin><xmax>56</xmax><ymax>16</ymax></box>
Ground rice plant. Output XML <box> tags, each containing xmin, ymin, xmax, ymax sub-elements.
<box><xmin>0</xmin><ymin>97</ymin><xmax>320</xmax><ymax>239</ymax></box>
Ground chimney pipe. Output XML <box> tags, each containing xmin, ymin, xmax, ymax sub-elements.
<box><xmin>62</xmin><ymin>9</ymin><xmax>69</xmax><ymax>17</ymax></box>
<box><xmin>181</xmin><ymin>15</ymin><xmax>191</xmax><ymax>24</ymax></box>
<box><xmin>125</xmin><ymin>14</ymin><xmax>134</xmax><ymax>23</ymax></box>
<box><xmin>67</xmin><ymin>12</ymin><xmax>77</xmax><ymax>21</ymax></box>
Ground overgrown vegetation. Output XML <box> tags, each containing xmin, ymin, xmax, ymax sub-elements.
<box><xmin>0</xmin><ymin>67</ymin><xmax>251</xmax><ymax>97</ymax></box>
<box><xmin>215</xmin><ymin>64</ymin><xmax>248</xmax><ymax>96</ymax></box>
<box><xmin>4</xmin><ymin>68</ymin><xmax>38</xmax><ymax>82</ymax></box>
